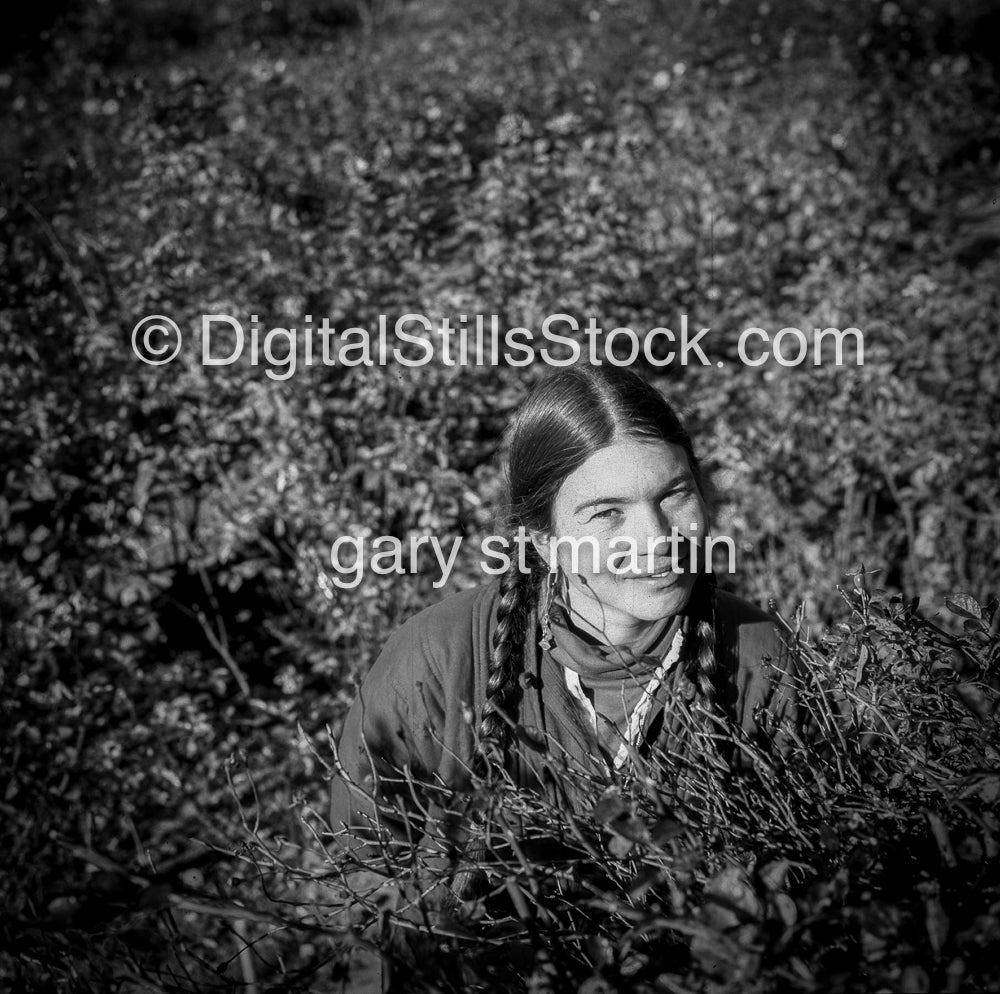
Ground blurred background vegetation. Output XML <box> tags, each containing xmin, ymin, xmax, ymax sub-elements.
<box><xmin>2</xmin><ymin>0</ymin><xmax>999</xmax><ymax>989</ymax></box>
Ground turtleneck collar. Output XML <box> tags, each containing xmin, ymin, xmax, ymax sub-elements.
<box><xmin>543</xmin><ymin>599</ymin><xmax>685</xmax><ymax>690</ymax></box>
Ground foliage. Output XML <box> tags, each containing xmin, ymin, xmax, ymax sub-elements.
<box><xmin>24</xmin><ymin>581</ymin><xmax>993</xmax><ymax>994</ymax></box>
<box><xmin>2</xmin><ymin>0</ymin><xmax>999</xmax><ymax>989</ymax></box>
<box><xmin>229</xmin><ymin>585</ymin><xmax>1000</xmax><ymax>994</ymax></box>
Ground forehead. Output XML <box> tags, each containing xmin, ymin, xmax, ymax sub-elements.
<box><xmin>554</xmin><ymin>438</ymin><xmax>694</xmax><ymax>511</ymax></box>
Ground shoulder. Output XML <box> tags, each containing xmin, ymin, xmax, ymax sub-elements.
<box><xmin>363</xmin><ymin>576</ymin><xmax>502</xmax><ymax>699</ymax></box>
<box><xmin>713</xmin><ymin>588</ymin><xmax>773</xmax><ymax>627</ymax></box>
<box><xmin>711</xmin><ymin>588</ymin><xmax>800</xmax><ymax>738</ymax></box>
<box><xmin>339</xmin><ymin>577</ymin><xmax>502</xmax><ymax>764</ymax></box>
<box><xmin>386</xmin><ymin>576</ymin><xmax>502</xmax><ymax>656</ymax></box>
<box><xmin>713</xmin><ymin>588</ymin><xmax>790</xmax><ymax>664</ymax></box>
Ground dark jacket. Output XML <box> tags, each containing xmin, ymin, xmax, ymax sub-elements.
<box><xmin>325</xmin><ymin>578</ymin><xmax>799</xmax><ymax>990</ymax></box>
<box><xmin>330</xmin><ymin>580</ymin><xmax>796</xmax><ymax>994</ymax></box>
<box><xmin>330</xmin><ymin>580</ymin><xmax>796</xmax><ymax>948</ymax></box>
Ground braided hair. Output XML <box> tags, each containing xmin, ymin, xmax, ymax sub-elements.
<box><xmin>475</xmin><ymin>562</ymin><xmax>534</xmax><ymax>776</ymax></box>
<box><xmin>682</xmin><ymin>571</ymin><xmax>720</xmax><ymax>714</ymax></box>
<box><xmin>475</xmin><ymin>365</ymin><xmax>718</xmax><ymax>777</ymax></box>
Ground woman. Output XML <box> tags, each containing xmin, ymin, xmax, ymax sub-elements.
<box><xmin>327</xmin><ymin>364</ymin><xmax>799</xmax><ymax>991</ymax></box>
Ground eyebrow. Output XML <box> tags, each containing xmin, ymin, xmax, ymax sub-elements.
<box><xmin>572</xmin><ymin>475</ymin><xmax>692</xmax><ymax>516</ymax></box>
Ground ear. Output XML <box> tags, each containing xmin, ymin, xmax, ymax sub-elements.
<box><xmin>528</xmin><ymin>528</ymin><xmax>551</xmax><ymax>569</ymax></box>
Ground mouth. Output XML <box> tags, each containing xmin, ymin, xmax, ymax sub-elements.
<box><xmin>625</xmin><ymin>559</ymin><xmax>688</xmax><ymax>580</ymax></box>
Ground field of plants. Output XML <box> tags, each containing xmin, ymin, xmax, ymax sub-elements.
<box><xmin>2</xmin><ymin>0</ymin><xmax>999</xmax><ymax>990</ymax></box>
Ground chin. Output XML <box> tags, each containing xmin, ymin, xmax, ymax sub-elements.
<box><xmin>626</xmin><ymin>579</ymin><xmax>696</xmax><ymax>620</ymax></box>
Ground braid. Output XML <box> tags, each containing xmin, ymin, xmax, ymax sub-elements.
<box><xmin>475</xmin><ymin>554</ymin><xmax>533</xmax><ymax>778</ymax></box>
<box><xmin>685</xmin><ymin>573</ymin><xmax>720</xmax><ymax>716</ymax></box>
<box><xmin>450</xmin><ymin>552</ymin><xmax>534</xmax><ymax>901</ymax></box>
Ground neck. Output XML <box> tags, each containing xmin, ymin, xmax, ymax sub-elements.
<box><xmin>560</xmin><ymin>587</ymin><xmax>663</xmax><ymax>647</ymax></box>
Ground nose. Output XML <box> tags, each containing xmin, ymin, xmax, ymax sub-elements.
<box><xmin>648</xmin><ymin>501</ymin><xmax>674</xmax><ymax>539</ymax></box>
<box><xmin>630</xmin><ymin>502</ymin><xmax>675</xmax><ymax>568</ymax></box>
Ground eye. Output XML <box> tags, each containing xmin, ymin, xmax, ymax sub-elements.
<box><xmin>662</xmin><ymin>485</ymin><xmax>693</xmax><ymax>502</ymax></box>
<box><xmin>590</xmin><ymin>507</ymin><xmax>623</xmax><ymax>522</ymax></box>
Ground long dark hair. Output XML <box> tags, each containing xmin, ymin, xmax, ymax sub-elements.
<box><xmin>477</xmin><ymin>365</ymin><xmax>718</xmax><ymax>775</ymax></box>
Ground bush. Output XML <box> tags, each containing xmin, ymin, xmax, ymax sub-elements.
<box><xmin>220</xmin><ymin>584</ymin><xmax>1000</xmax><ymax>993</ymax></box>
<box><xmin>2</xmin><ymin>0</ymin><xmax>998</xmax><ymax>989</ymax></box>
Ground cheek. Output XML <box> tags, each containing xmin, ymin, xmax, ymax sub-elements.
<box><xmin>550</xmin><ymin>515</ymin><xmax>618</xmax><ymax>576</ymax></box>
<box><xmin>676</xmin><ymin>499</ymin><xmax>709</xmax><ymax>539</ymax></box>
<box><xmin>555</xmin><ymin>539</ymin><xmax>605</xmax><ymax>576</ymax></box>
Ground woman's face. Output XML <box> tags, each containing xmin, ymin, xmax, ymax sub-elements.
<box><xmin>531</xmin><ymin>436</ymin><xmax>709</xmax><ymax>644</ymax></box>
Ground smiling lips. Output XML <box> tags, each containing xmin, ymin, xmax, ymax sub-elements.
<box><xmin>624</xmin><ymin>558</ymin><xmax>689</xmax><ymax>579</ymax></box>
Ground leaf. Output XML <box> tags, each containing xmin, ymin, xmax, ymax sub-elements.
<box><xmin>954</xmin><ymin>833</ymin><xmax>984</xmax><ymax>864</ymax></box>
<box><xmin>626</xmin><ymin>867</ymin><xmax>663</xmax><ymax>900</ymax></box>
<box><xmin>178</xmin><ymin>868</ymin><xmax>205</xmax><ymax>889</ymax></box>
<box><xmin>952</xmin><ymin>683</ymin><xmax>997</xmax><ymax>722</ymax></box>
<box><xmin>924</xmin><ymin>894</ymin><xmax>950</xmax><ymax>956</ymax></box>
<box><xmin>46</xmin><ymin>896</ymin><xmax>79</xmax><ymax>924</ymax></box>
<box><xmin>853</xmin><ymin>644</ymin><xmax>870</xmax><ymax>687</ymax></box>
<box><xmin>759</xmin><ymin>859</ymin><xmax>791</xmax><ymax>892</ymax></box>
<box><xmin>584</xmin><ymin>934</ymin><xmax>615</xmax><ymax>968</ymax></box>
<box><xmin>773</xmin><ymin>893</ymin><xmax>797</xmax><ymax>927</ymax></box>
<box><xmin>28</xmin><ymin>472</ymin><xmax>56</xmax><ymax>502</ymax></box>
<box><xmin>861</xmin><ymin>928</ymin><xmax>887</xmax><ymax>961</ymax></box>
<box><xmin>690</xmin><ymin>926</ymin><xmax>760</xmax><ymax>980</ymax></box>
<box><xmin>945</xmin><ymin>594</ymin><xmax>982</xmax><ymax>620</ymax></box>
<box><xmin>958</xmin><ymin>772</ymin><xmax>1000</xmax><ymax>803</ymax></box>
<box><xmin>945</xmin><ymin>956</ymin><xmax>967</xmax><ymax>992</ymax></box>
<box><xmin>593</xmin><ymin>791</ymin><xmax>627</xmax><ymax>825</ymax></box>
<box><xmin>606</xmin><ymin>834</ymin><xmax>634</xmax><ymax>858</ymax></box>
<box><xmin>610</xmin><ymin>815</ymin><xmax>648</xmax><ymax>844</ymax></box>
<box><xmin>818</xmin><ymin>824</ymin><xmax>841</xmax><ymax>852</ymax></box>
<box><xmin>924</xmin><ymin>810</ymin><xmax>957</xmax><ymax>868</ymax></box>
<box><xmin>900</xmin><ymin>965</ymin><xmax>931</xmax><ymax>992</ymax></box>
<box><xmin>577</xmin><ymin>979</ymin><xmax>614</xmax><ymax>994</ymax></box>
<box><xmin>650</xmin><ymin>816</ymin><xmax>686</xmax><ymax>846</ymax></box>
<box><xmin>702</xmin><ymin>866</ymin><xmax>762</xmax><ymax>928</ymax></box>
